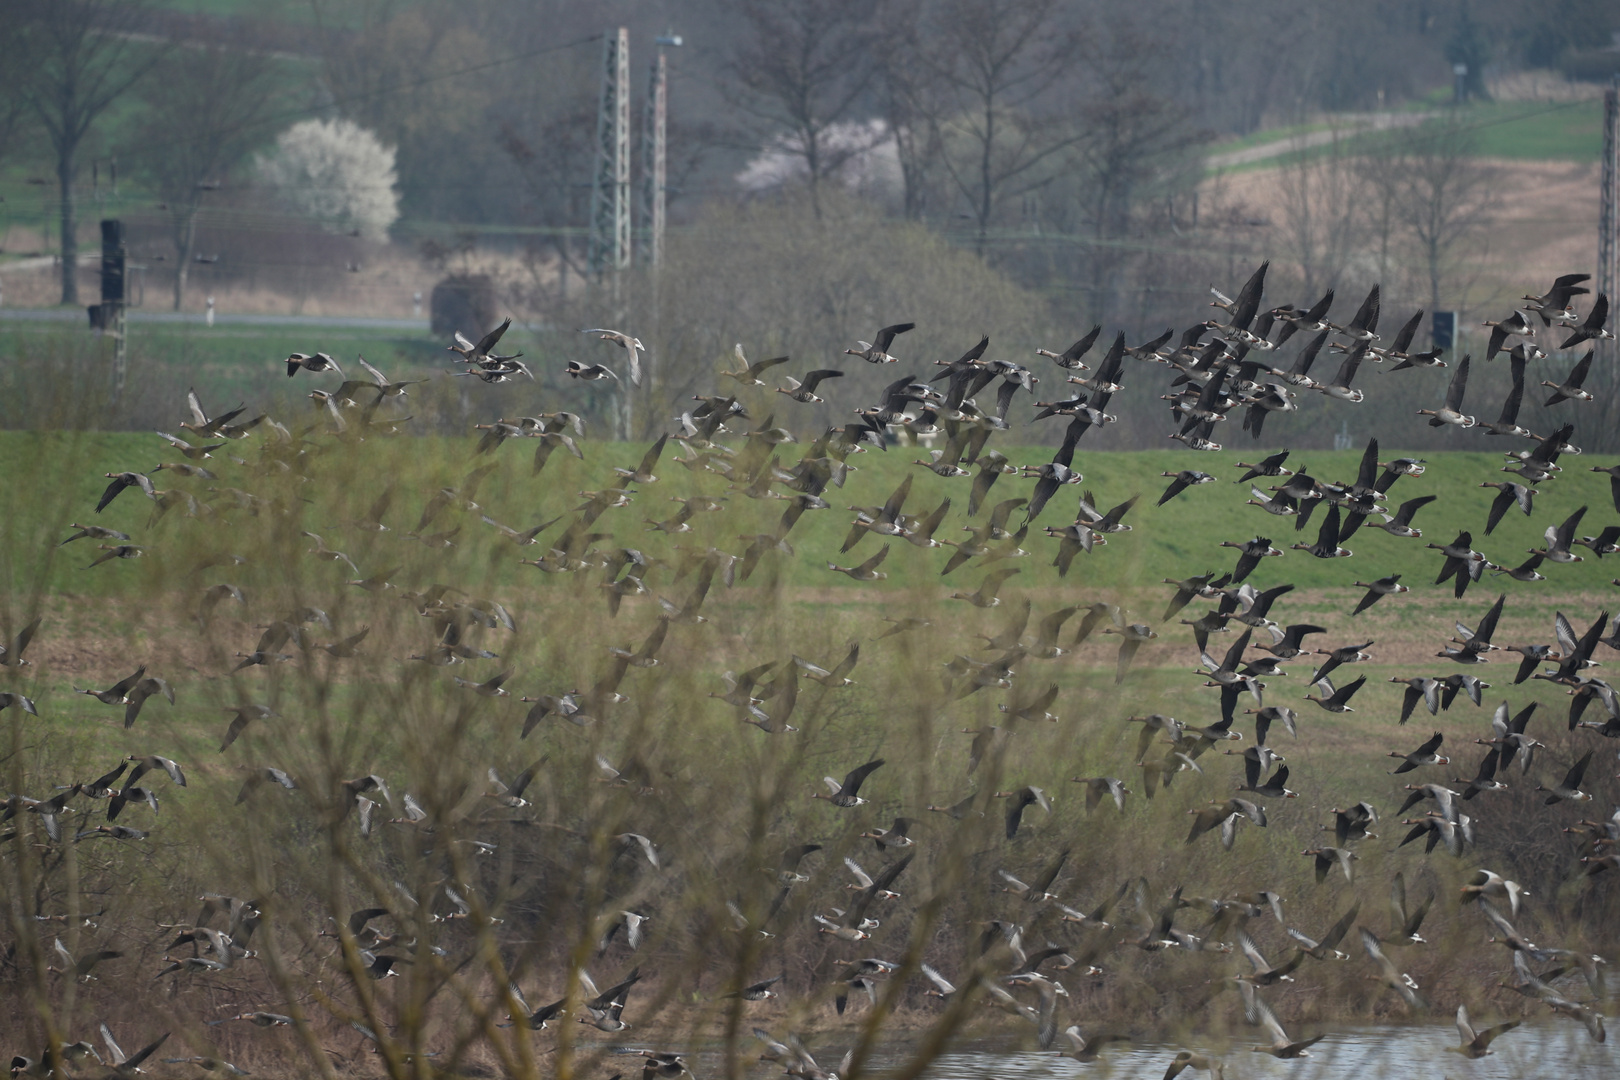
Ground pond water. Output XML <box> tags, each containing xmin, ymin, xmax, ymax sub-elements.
<box><xmin>650</xmin><ymin>1020</ymin><xmax>1610</xmax><ymax>1080</ymax></box>
<box><xmin>914</xmin><ymin>1021</ymin><xmax>1610</xmax><ymax>1079</ymax></box>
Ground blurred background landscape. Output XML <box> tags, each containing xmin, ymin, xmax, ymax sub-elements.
<box><xmin>0</xmin><ymin>0</ymin><xmax>1616</xmax><ymax>449</ymax></box>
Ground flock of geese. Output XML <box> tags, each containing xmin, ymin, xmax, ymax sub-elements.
<box><xmin>6</xmin><ymin>262</ymin><xmax>1620</xmax><ymax>1080</ymax></box>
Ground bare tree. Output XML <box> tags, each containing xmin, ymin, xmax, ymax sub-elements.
<box><xmin>920</xmin><ymin>0</ymin><xmax>1081</xmax><ymax>251</ymax></box>
<box><xmin>500</xmin><ymin>106</ymin><xmax>596</xmax><ymax>303</ymax></box>
<box><xmin>1371</xmin><ymin>115</ymin><xmax>1496</xmax><ymax>316</ymax></box>
<box><xmin>871</xmin><ymin>0</ymin><xmax>945</xmax><ymax>220</ymax></box>
<box><xmin>1062</xmin><ymin>28</ymin><xmax>1201</xmax><ymax>323</ymax></box>
<box><xmin>721</xmin><ymin>0</ymin><xmax>886</xmax><ymax>216</ymax></box>
<box><xmin>128</xmin><ymin>42</ymin><xmax>280</xmax><ymax>310</ymax></box>
<box><xmin>8</xmin><ymin>0</ymin><xmax>165</xmax><ymax>305</ymax></box>
<box><xmin>1273</xmin><ymin>129</ymin><xmax>1371</xmax><ymax>299</ymax></box>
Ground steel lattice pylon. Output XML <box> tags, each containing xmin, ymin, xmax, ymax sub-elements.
<box><xmin>1601</xmin><ymin>79</ymin><xmax>1616</xmax><ymax>336</ymax></box>
<box><xmin>589</xmin><ymin>27</ymin><xmax>631</xmax><ymax>277</ymax></box>
<box><xmin>639</xmin><ymin>50</ymin><xmax>667</xmax><ymax>268</ymax></box>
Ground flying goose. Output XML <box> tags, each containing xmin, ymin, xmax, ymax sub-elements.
<box><xmin>1558</xmin><ymin>292</ymin><xmax>1611</xmax><ymax>349</ymax></box>
<box><xmin>1360</xmin><ymin>928</ymin><xmax>1426</xmax><ymax>1009</ymax></box>
<box><xmin>1249</xmin><ymin>993</ymin><xmax>1323</xmax><ymax>1058</ymax></box>
<box><xmin>1286</xmin><ymin>902</ymin><xmax>1360</xmax><ymax>960</ymax></box>
<box><xmin>1071</xmin><ymin>775</ymin><xmax>1130</xmax><ymax>813</ymax></box>
<box><xmin>1163</xmin><ymin>1050</ymin><xmax>1225</xmax><ymax>1079</ymax></box>
<box><xmin>777</xmin><ymin>369</ymin><xmax>843</xmax><ymax>403</ymax></box>
<box><xmin>1522</xmin><ymin>272</ymin><xmax>1590</xmax><ymax>324</ymax></box>
<box><xmin>1454</xmin><ymin>747</ymin><xmax>1509</xmax><ymax>800</ymax></box>
<box><xmin>566</xmin><ymin>360</ymin><xmax>619</xmax><ymax>382</ymax></box>
<box><xmin>1532</xmin><ymin>505</ymin><xmax>1587</xmax><ymax>563</ymax></box>
<box><xmin>720</xmin><ymin>344</ymin><xmax>789</xmax><ymax>385</ymax></box>
<box><xmin>179</xmin><ymin>389</ymin><xmax>246</xmax><ymax>437</ymax></box>
<box><xmin>827</xmin><ymin>544</ymin><xmax>890</xmax><ymax>581</ymax></box>
<box><xmin>1389</xmin><ymin>731</ymin><xmax>1450</xmax><ymax>774</ymax></box>
<box><xmin>996</xmin><ymin>847</ymin><xmax>1069</xmax><ymax>901</ymax></box>
<box><xmin>1417</xmin><ymin>354</ymin><xmax>1475</xmax><ymax>427</ymax></box>
<box><xmin>1350</xmin><ymin>575</ymin><xmax>1407</xmax><ymax>617</ymax></box>
<box><xmin>285</xmin><ymin>351</ymin><xmax>343</xmax><ymax>378</ymax></box>
<box><xmin>1447</xmin><ymin>1005</ymin><xmax>1520</xmax><ymax>1058</ymax></box>
<box><xmin>845</xmin><ymin>322</ymin><xmax>914</xmax><ymax>364</ymax></box>
<box><xmin>1035</xmin><ymin>325</ymin><xmax>1101</xmax><ymax>370</ymax></box>
<box><xmin>448</xmin><ymin>317</ymin><xmax>513</xmax><ymax>363</ymax></box>
<box><xmin>996</xmin><ymin>785</ymin><xmax>1052</xmax><ymax>838</ymax></box>
<box><xmin>1483</xmin><ymin>310</ymin><xmax>1535</xmax><ymax>359</ymax></box>
<box><xmin>96</xmin><ymin>472</ymin><xmax>156</xmax><ymax>513</ymax></box>
<box><xmin>1542</xmin><ymin>349</ymin><xmax>1595</xmax><ymax>405</ymax></box>
<box><xmin>1537</xmin><ymin>750</ymin><xmax>1595</xmax><ymax>804</ymax></box>
<box><xmin>1318</xmin><ymin>341</ymin><xmax>1367</xmax><ymax>402</ymax></box>
<box><xmin>812</xmin><ymin>759</ymin><xmax>885</xmax><ymax>807</ymax></box>
<box><xmin>1303</xmin><ymin>675</ymin><xmax>1364</xmax><ymax>713</ymax></box>
<box><xmin>99</xmin><ymin>1024</ymin><xmax>170</xmax><ymax>1076</ymax></box>
<box><xmin>1103</xmin><ymin>623</ymin><xmax>1157</xmax><ymax>683</ymax></box>
<box><xmin>1330</xmin><ymin>284</ymin><xmax>1380</xmax><ymax>341</ymax></box>
<box><xmin>1270</xmin><ymin>288</ymin><xmax>1334</xmax><ymax>345</ymax></box>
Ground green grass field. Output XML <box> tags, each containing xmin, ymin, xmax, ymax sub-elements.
<box><xmin>23</xmin><ymin>429</ymin><xmax>1620</xmax><ymax>598</ymax></box>
<box><xmin>3</xmin><ymin>402</ymin><xmax>1618</xmax><ymax>1072</ymax></box>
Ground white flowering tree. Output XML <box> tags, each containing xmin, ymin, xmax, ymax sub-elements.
<box><xmin>257</xmin><ymin>118</ymin><xmax>399</xmax><ymax>240</ymax></box>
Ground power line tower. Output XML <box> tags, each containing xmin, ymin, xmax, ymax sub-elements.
<box><xmin>588</xmin><ymin>27</ymin><xmax>631</xmax><ymax>278</ymax></box>
<box><xmin>639</xmin><ymin>41</ymin><xmax>674</xmax><ymax>268</ymax></box>
<box><xmin>1596</xmin><ymin>76</ymin><xmax>1617</xmax><ymax>449</ymax></box>
<box><xmin>1601</xmin><ymin>76</ymin><xmax>1616</xmax><ymax>347</ymax></box>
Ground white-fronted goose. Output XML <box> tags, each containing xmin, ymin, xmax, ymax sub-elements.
<box><xmin>286</xmin><ymin>351</ymin><xmax>343</xmax><ymax>378</ymax></box>
<box><xmin>1558</xmin><ymin>292</ymin><xmax>1611</xmax><ymax>349</ymax></box>
<box><xmin>845</xmin><ymin>322</ymin><xmax>914</xmax><ymax>364</ymax></box>
<box><xmin>1537</xmin><ymin>750</ymin><xmax>1595</xmax><ymax>804</ymax></box>
<box><xmin>1447</xmin><ymin>1004</ymin><xmax>1520</xmax><ymax>1058</ymax></box>
<box><xmin>1250</xmin><ymin>993</ymin><xmax>1323</xmax><ymax>1058</ymax></box>
<box><xmin>1533</xmin><ymin>504</ymin><xmax>1587</xmax><ymax>563</ymax></box>
<box><xmin>1483</xmin><ymin>310</ymin><xmax>1535</xmax><ymax>359</ymax></box>
<box><xmin>1542</xmin><ymin>349</ymin><xmax>1595</xmax><ymax>405</ymax></box>
<box><xmin>179</xmin><ymin>389</ymin><xmax>246</xmax><ymax>437</ymax></box>
<box><xmin>777</xmin><ymin>369</ymin><xmax>843</xmax><ymax>403</ymax></box>
<box><xmin>1522</xmin><ymin>272</ymin><xmax>1590</xmax><ymax>324</ymax></box>
<box><xmin>96</xmin><ymin>472</ymin><xmax>156</xmax><ymax>513</ymax></box>
<box><xmin>1389</xmin><ymin>731</ymin><xmax>1449</xmax><ymax>773</ymax></box>
<box><xmin>1303</xmin><ymin>675</ymin><xmax>1363</xmax><ymax>713</ymax></box>
<box><xmin>1360</xmin><ymin>928</ymin><xmax>1426</xmax><ymax>1008</ymax></box>
<box><xmin>719</xmin><ymin>344</ymin><xmax>788</xmax><ymax>386</ymax></box>
<box><xmin>1163</xmin><ymin>1049</ymin><xmax>1224</xmax><ymax>1078</ymax></box>
<box><xmin>448</xmin><ymin>317</ymin><xmax>513</xmax><ymax>363</ymax></box>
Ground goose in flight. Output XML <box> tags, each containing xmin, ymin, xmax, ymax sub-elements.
<box><xmin>812</xmin><ymin>759</ymin><xmax>885</xmax><ymax>807</ymax></box>
<box><xmin>286</xmin><ymin>351</ymin><xmax>343</xmax><ymax>378</ymax></box>
<box><xmin>845</xmin><ymin>322</ymin><xmax>914</xmax><ymax>363</ymax></box>
<box><xmin>450</xmin><ymin>317</ymin><xmax>515</xmax><ymax>363</ymax></box>
<box><xmin>720</xmin><ymin>344</ymin><xmax>789</xmax><ymax>386</ymax></box>
<box><xmin>578</xmin><ymin>328</ymin><xmax>644</xmax><ymax>384</ymax></box>
<box><xmin>1447</xmin><ymin>1004</ymin><xmax>1520</xmax><ymax>1058</ymax></box>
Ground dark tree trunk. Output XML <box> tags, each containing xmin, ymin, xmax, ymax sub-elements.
<box><xmin>58</xmin><ymin>144</ymin><xmax>77</xmax><ymax>305</ymax></box>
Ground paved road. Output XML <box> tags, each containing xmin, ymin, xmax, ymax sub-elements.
<box><xmin>1206</xmin><ymin>112</ymin><xmax>1434</xmax><ymax>170</ymax></box>
<box><xmin>0</xmin><ymin>307</ymin><xmax>429</xmax><ymax>332</ymax></box>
